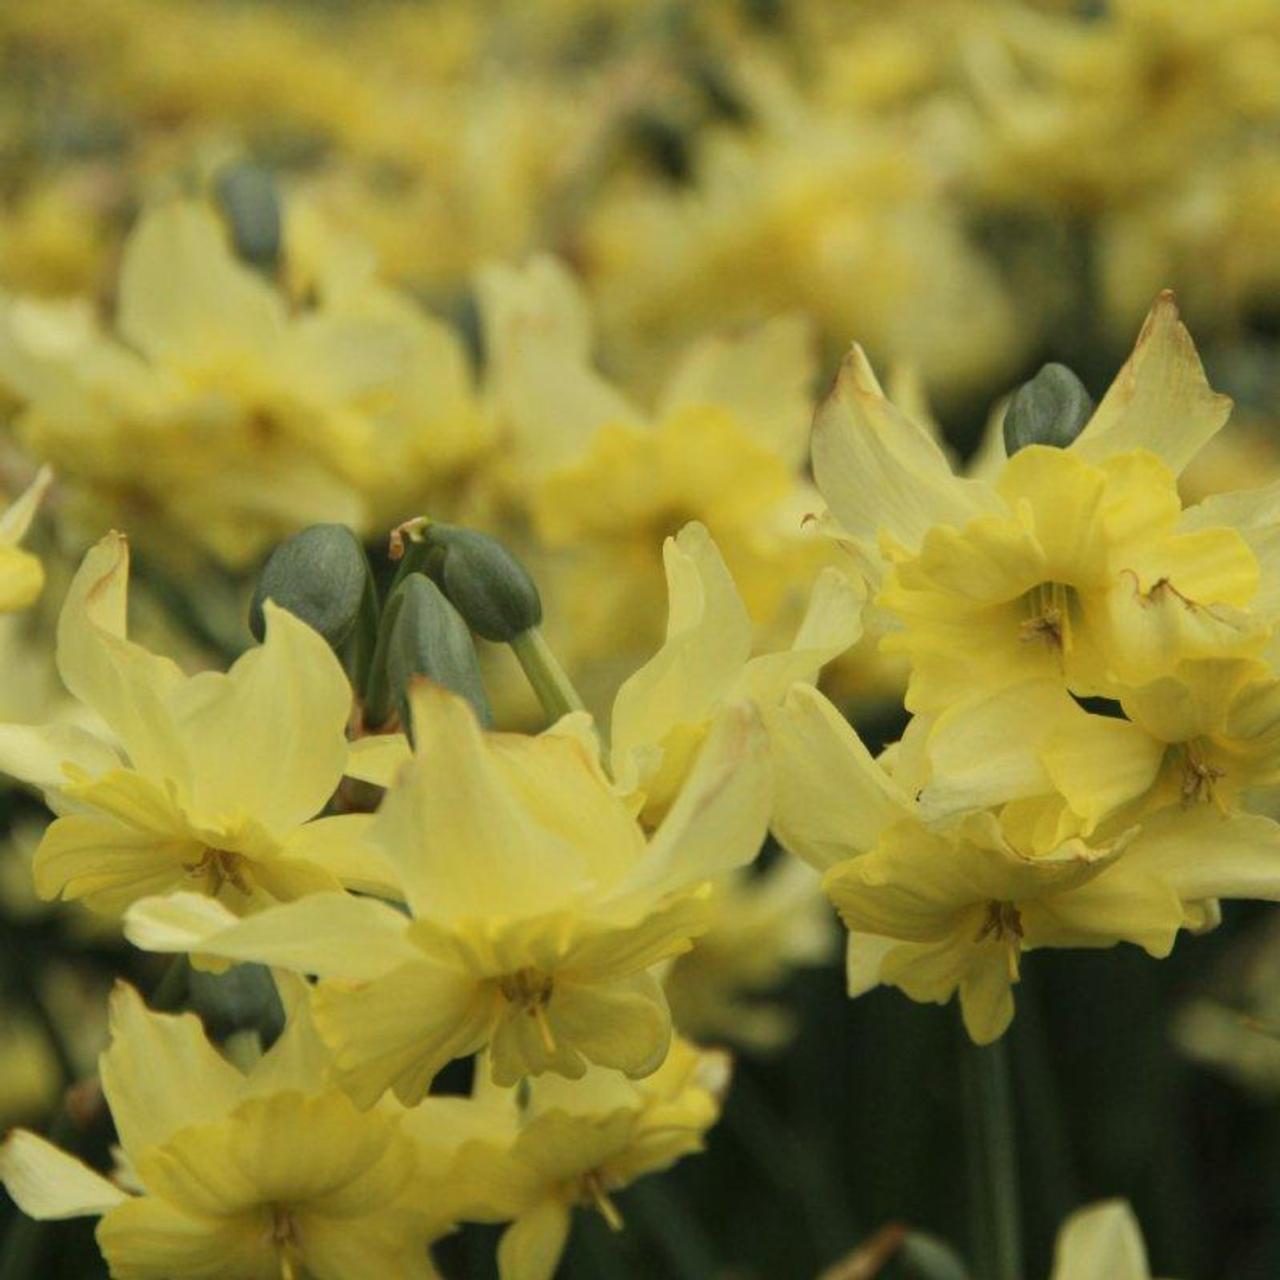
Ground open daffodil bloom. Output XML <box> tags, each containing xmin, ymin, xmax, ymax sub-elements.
<box><xmin>0</xmin><ymin>533</ymin><xmax>388</xmax><ymax>917</ymax></box>
<box><xmin>126</xmin><ymin>681</ymin><xmax>770</xmax><ymax>1103</ymax></box>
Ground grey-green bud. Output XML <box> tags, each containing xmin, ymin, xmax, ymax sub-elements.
<box><xmin>420</xmin><ymin>523</ymin><xmax>542</xmax><ymax>643</ymax></box>
<box><xmin>384</xmin><ymin>575</ymin><xmax>492</xmax><ymax>734</ymax></box>
<box><xmin>188</xmin><ymin>962</ymin><xmax>285</xmax><ymax>1046</ymax></box>
<box><xmin>897</xmin><ymin>1232</ymin><xmax>972</xmax><ymax>1280</ymax></box>
<box><xmin>1002</xmin><ymin>362</ymin><xmax>1094</xmax><ymax>456</ymax></box>
<box><xmin>213</xmin><ymin>161</ymin><xmax>282</xmax><ymax>274</ymax></box>
<box><xmin>249</xmin><ymin>523</ymin><xmax>374</xmax><ymax>651</ymax></box>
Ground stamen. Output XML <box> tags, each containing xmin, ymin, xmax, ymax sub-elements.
<box><xmin>267</xmin><ymin>1206</ymin><xmax>303</xmax><ymax>1280</ymax></box>
<box><xmin>531</xmin><ymin>1000</ymin><xmax>557</xmax><ymax>1055</ymax></box>
<box><xmin>584</xmin><ymin>1172</ymin><xmax>625</xmax><ymax>1232</ymax></box>
<box><xmin>183</xmin><ymin>847</ymin><xmax>253</xmax><ymax>896</ymax></box>
<box><xmin>976</xmin><ymin>900</ymin><xmax>1024</xmax><ymax>945</ymax></box>
<box><xmin>1019</xmin><ymin>581</ymin><xmax>1072</xmax><ymax>652</ymax></box>
<box><xmin>498</xmin><ymin>968</ymin><xmax>557</xmax><ymax>1053</ymax></box>
<box><xmin>1181</xmin><ymin>743</ymin><xmax>1226</xmax><ymax>808</ymax></box>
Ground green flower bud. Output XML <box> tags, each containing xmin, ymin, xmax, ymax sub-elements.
<box><xmin>383</xmin><ymin>575</ymin><xmax>492</xmax><ymax>735</ymax></box>
<box><xmin>250</xmin><ymin>524</ymin><xmax>379</xmax><ymax>695</ymax></box>
<box><xmin>213</xmin><ymin>161</ymin><xmax>282</xmax><ymax>274</ymax></box>
<box><xmin>898</xmin><ymin>1232</ymin><xmax>972</xmax><ymax>1280</ymax></box>
<box><xmin>188</xmin><ymin>962</ymin><xmax>285</xmax><ymax>1046</ymax></box>
<box><xmin>1002</xmin><ymin>362</ymin><xmax>1094</xmax><ymax>456</ymax></box>
<box><xmin>419</xmin><ymin>523</ymin><xmax>543</xmax><ymax>643</ymax></box>
<box><xmin>250</xmin><ymin>524</ymin><xmax>373</xmax><ymax>647</ymax></box>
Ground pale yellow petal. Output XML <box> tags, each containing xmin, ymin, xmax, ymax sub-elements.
<box><xmin>55</xmin><ymin>534</ymin><xmax>187</xmax><ymax>782</ymax></box>
<box><xmin>116</xmin><ymin>201</ymin><xmax>285</xmax><ymax>367</ymax></box>
<box><xmin>173</xmin><ymin>602</ymin><xmax>351</xmax><ymax>834</ymax></box>
<box><xmin>1180</xmin><ymin>479</ymin><xmax>1280</xmax><ymax>619</ymax></box>
<box><xmin>0</xmin><ymin>545</ymin><xmax>43</xmax><ymax>613</ymax></box>
<box><xmin>490</xmin><ymin>971</ymin><xmax>670</xmax><ymax>1086</ymax></box>
<box><xmin>1118</xmin><ymin>806</ymin><xmax>1280</xmax><ymax>904</ymax></box>
<box><xmin>99</xmin><ymin>983</ymin><xmax>247</xmax><ymax>1158</ymax></box>
<box><xmin>0</xmin><ymin>722</ymin><xmax>121</xmax><ymax>795</ymax></box>
<box><xmin>0</xmin><ymin>1130</ymin><xmax>127</xmax><ymax>1219</ymax></box>
<box><xmin>34</xmin><ymin>814</ymin><xmax>194</xmax><ymax>914</ymax></box>
<box><xmin>344</xmin><ymin>733</ymin><xmax>411</xmax><ymax>788</ymax></box>
<box><xmin>609</xmin><ymin>702</ymin><xmax>770</xmax><ymax>901</ymax></box>
<box><xmin>497</xmin><ymin>1201</ymin><xmax>573</xmax><ymax>1280</ymax></box>
<box><xmin>123</xmin><ymin>890</ymin><xmax>416</xmax><ymax>980</ymax></box>
<box><xmin>1072</xmin><ymin>292</ymin><xmax>1232</xmax><ymax>476</ymax></box>
<box><xmin>0</xmin><ymin>465</ymin><xmax>52</xmax><ymax>545</ymax></box>
<box><xmin>97</xmin><ymin>1195</ymin><xmax>273</xmax><ymax>1280</ymax></box>
<box><xmin>1050</xmin><ymin>1200</ymin><xmax>1152</xmax><ymax>1280</ymax></box>
<box><xmin>766</xmin><ymin>684</ymin><xmax>913</xmax><ymax>869</ymax></box>
<box><xmin>958</xmin><ymin>950</ymin><xmax>1018</xmax><ymax>1045</ymax></box>
<box><xmin>373</xmin><ymin>682</ymin><xmax>589</xmax><ymax>921</ymax></box>
<box><xmin>610</xmin><ymin>522</ymin><xmax>751</xmax><ymax>772</ymax></box>
<box><xmin>313</xmin><ymin>961</ymin><xmax>493</xmax><ymax>1108</ymax></box>
<box><xmin>658</xmin><ymin>314</ymin><xmax>814</xmax><ymax>468</ymax></box>
<box><xmin>812</xmin><ymin>344</ymin><xmax>996</xmax><ymax>562</ymax></box>
<box><xmin>477</xmin><ymin>256</ymin><xmax>643</xmax><ymax>474</ymax></box>
<box><xmin>282</xmin><ymin>813</ymin><xmax>402</xmax><ymax>899</ymax></box>
<box><xmin>301</xmin><ymin>1208</ymin><xmax>440</xmax><ymax>1280</ymax></box>
<box><xmin>734</xmin><ymin>565</ymin><xmax>865</xmax><ymax>705</ymax></box>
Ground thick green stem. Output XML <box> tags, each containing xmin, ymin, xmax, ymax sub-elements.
<box><xmin>960</xmin><ymin>1030</ymin><xmax>1022</xmax><ymax>1280</ymax></box>
<box><xmin>509</xmin><ymin>626</ymin><xmax>585</xmax><ymax>723</ymax></box>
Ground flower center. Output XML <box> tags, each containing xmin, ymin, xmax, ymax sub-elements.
<box><xmin>1019</xmin><ymin>581</ymin><xmax>1073</xmax><ymax>652</ymax></box>
<box><xmin>977</xmin><ymin>901</ymin><xmax>1024</xmax><ymax>980</ymax></box>
<box><xmin>267</xmin><ymin>1205</ymin><xmax>304</xmax><ymax>1280</ymax></box>
<box><xmin>977</xmin><ymin>900</ymin><xmax>1023</xmax><ymax>944</ymax></box>
<box><xmin>1180</xmin><ymin>741</ymin><xmax>1226</xmax><ymax>807</ymax></box>
<box><xmin>498</xmin><ymin>967</ymin><xmax>557</xmax><ymax>1054</ymax></box>
<box><xmin>579</xmin><ymin>1170</ymin><xmax>625</xmax><ymax>1231</ymax></box>
<box><xmin>183</xmin><ymin>847</ymin><xmax>253</xmax><ymax>896</ymax></box>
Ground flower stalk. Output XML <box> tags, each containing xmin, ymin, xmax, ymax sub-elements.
<box><xmin>960</xmin><ymin>1030</ymin><xmax>1022</xmax><ymax>1280</ymax></box>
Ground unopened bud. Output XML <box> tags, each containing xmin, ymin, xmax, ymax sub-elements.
<box><xmin>1003</xmin><ymin>362</ymin><xmax>1094</xmax><ymax>456</ymax></box>
<box><xmin>249</xmin><ymin>523</ymin><xmax>376</xmax><ymax>656</ymax></box>
<box><xmin>213</xmin><ymin>161</ymin><xmax>282</xmax><ymax>274</ymax></box>
<box><xmin>418</xmin><ymin>523</ymin><xmax>542</xmax><ymax>643</ymax></box>
<box><xmin>383</xmin><ymin>575</ymin><xmax>491</xmax><ymax>735</ymax></box>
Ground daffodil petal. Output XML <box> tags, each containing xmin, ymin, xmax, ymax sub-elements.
<box><xmin>496</xmin><ymin>1200</ymin><xmax>573</xmax><ymax>1280</ymax></box>
<box><xmin>124</xmin><ymin>890</ymin><xmax>416</xmax><ymax>979</ymax></box>
<box><xmin>1072</xmin><ymin>291</ymin><xmax>1231</xmax><ymax>476</ymax></box>
<box><xmin>0</xmin><ymin>1130</ymin><xmax>127</xmax><ymax>1219</ymax></box>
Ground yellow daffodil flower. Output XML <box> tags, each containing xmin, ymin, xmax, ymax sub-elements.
<box><xmin>476</xmin><ymin>257</ymin><xmax>835</xmax><ymax>696</ymax></box>
<box><xmin>814</xmin><ymin>294</ymin><xmax>1271</xmax><ymax>712</ymax></box>
<box><xmin>916</xmin><ymin>655</ymin><xmax>1280</xmax><ymax>837</ymax></box>
<box><xmin>768</xmin><ymin>684</ymin><xmax>1280</xmax><ymax>1042</ymax></box>
<box><xmin>414</xmin><ymin>1036</ymin><xmax>729</xmax><ymax>1280</ymax></box>
<box><xmin>0</xmin><ymin>534</ymin><xmax>389</xmax><ymax>916</ymax></box>
<box><xmin>0</xmin><ymin>200</ymin><xmax>487</xmax><ymax>569</ymax></box>
<box><xmin>0</xmin><ymin>464</ymin><xmax>51</xmax><ymax>613</ymax></box>
<box><xmin>124</xmin><ymin>681</ymin><xmax>770</xmax><ymax>1103</ymax></box>
<box><xmin>0</xmin><ymin>981</ymin><xmax>452</xmax><ymax>1279</ymax></box>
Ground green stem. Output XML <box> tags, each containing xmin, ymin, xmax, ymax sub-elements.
<box><xmin>960</xmin><ymin>1029</ymin><xmax>1022</xmax><ymax>1280</ymax></box>
<box><xmin>509</xmin><ymin>626</ymin><xmax>585</xmax><ymax>723</ymax></box>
